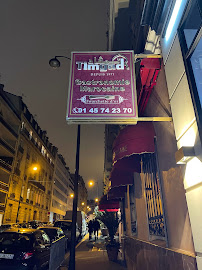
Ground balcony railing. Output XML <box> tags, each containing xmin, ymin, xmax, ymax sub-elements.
<box><xmin>28</xmin><ymin>178</ymin><xmax>45</xmax><ymax>192</ymax></box>
<box><xmin>0</xmin><ymin>157</ymin><xmax>13</xmax><ymax>172</ymax></box>
<box><xmin>18</xmin><ymin>145</ymin><xmax>24</xmax><ymax>154</ymax></box>
<box><xmin>0</xmin><ymin>114</ymin><xmax>18</xmax><ymax>138</ymax></box>
<box><xmin>0</xmin><ymin>138</ymin><xmax>15</xmax><ymax>155</ymax></box>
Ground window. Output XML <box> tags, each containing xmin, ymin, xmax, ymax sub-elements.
<box><xmin>29</xmin><ymin>130</ymin><xmax>33</xmax><ymax>140</ymax></box>
<box><xmin>26</xmin><ymin>188</ymin><xmax>30</xmax><ymax>200</ymax></box>
<box><xmin>179</xmin><ymin>0</ymin><xmax>202</xmax><ymax>137</ymax></box>
<box><xmin>142</xmin><ymin>153</ymin><xmax>166</xmax><ymax>239</ymax></box>
<box><xmin>24</xmin><ymin>208</ymin><xmax>27</xmax><ymax>222</ymax></box>
<box><xmin>42</xmin><ymin>232</ymin><xmax>50</xmax><ymax>244</ymax></box>
<box><xmin>7</xmin><ymin>204</ymin><xmax>13</xmax><ymax>221</ymax></box>
<box><xmin>21</xmin><ymin>186</ymin><xmax>25</xmax><ymax>198</ymax></box>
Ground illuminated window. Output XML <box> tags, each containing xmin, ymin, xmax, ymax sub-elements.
<box><xmin>29</xmin><ymin>130</ymin><xmax>33</xmax><ymax>140</ymax></box>
<box><xmin>26</xmin><ymin>188</ymin><xmax>30</xmax><ymax>200</ymax></box>
<box><xmin>21</xmin><ymin>185</ymin><xmax>25</xmax><ymax>199</ymax></box>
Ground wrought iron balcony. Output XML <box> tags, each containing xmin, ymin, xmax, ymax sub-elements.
<box><xmin>0</xmin><ymin>138</ymin><xmax>15</xmax><ymax>155</ymax></box>
<box><xmin>0</xmin><ymin>114</ymin><xmax>18</xmax><ymax>138</ymax></box>
<box><xmin>28</xmin><ymin>178</ymin><xmax>45</xmax><ymax>192</ymax></box>
<box><xmin>0</xmin><ymin>157</ymin><xmax>13</xmax><ymax>172</ymax></box>
<box><xmin>18</xmin><ymin>145</ymin><xmax>24</xmax><ymax>154</ymax></box>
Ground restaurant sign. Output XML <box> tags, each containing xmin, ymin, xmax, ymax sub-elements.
<box><xmin>66</xmin><ymin>51</ymin><xmax>138</xmax><ymax>124</ymax></box>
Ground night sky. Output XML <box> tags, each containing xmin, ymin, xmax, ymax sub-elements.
<box><xmin>0</xmin><ymin>0</ymin><xmax>109</xmax><ymax>199</ymax></box>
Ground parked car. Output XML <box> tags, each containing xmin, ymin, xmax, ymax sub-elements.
<box><xmin>38</xmin><ymin>226</ymin><xmax>68</xmax><ymax>251</ymax></box>
<box><xmin>0</xmin><ymin>228</ymin><xmax>51</xmax><ymax>270</ymax></box>
<box><xmin>28</xmin><ymin>221</ymin><xmax>43</xmax><ymax>229</ymax></box>
<box><xmin>54</xmin><ymin>220</ymin><xmax>80</xmax><ymax>244</ymax></box>
<box><xmin>18</xmin><ymin>223</ymin><xmax>32</xmax><ymax>229</ymax></box>
<box><xmin>38</xmin><ymin>226</ymin><xmax>65</xmax><ymax>242</ymax></box>
<box><xmin>0</xmin><ymin>223</ymin><xmax>20</xmax><ymax>233</ymax></box>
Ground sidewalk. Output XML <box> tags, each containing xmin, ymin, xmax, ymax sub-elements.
<box><xmin>59</xmin><ymin>233</ymin><xmax>127</xmax><ymax>270</ymax></box>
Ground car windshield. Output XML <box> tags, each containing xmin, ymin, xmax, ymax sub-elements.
<box><xmin>54</xmin><ymin>221</ymin><xmax>71</xmax><ymax>230</ymax></box>
<box><xmin>0</xmin><ymin>233</ymin><xmax>31</xmax><ymax>250</ymax></box>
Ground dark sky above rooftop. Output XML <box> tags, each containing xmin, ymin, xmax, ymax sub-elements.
<box><xmin>0</xmin><ymin>0</ymin><xmax>109</xmax><ymax>199</ymax></box>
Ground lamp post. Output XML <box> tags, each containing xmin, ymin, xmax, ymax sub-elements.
<box><xmin>49</xmin><ymin>55</ymin><xmax>80</xmax><ymax>270</ymax></box>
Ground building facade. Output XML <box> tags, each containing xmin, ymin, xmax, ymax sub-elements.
<box><xmin>104</xmin><ymin>0</ymin><xmax>202</xmax><ymax>269</ymax></box>
<box><xmin>0</xmin><ymin>85</ymin><xmax>21</xmax><ymax>225</ymax></box>
<box><xmin>71</xmin><ymin>174</ymin><xmax>88</xmax><ymax>213</ymax></box>
<box><xmin>4</xmin><ymin>93</ymin><xmax>57</xmax><ymax>224</ymax></box>
<box><xmin>50</xmin><ymin>154</ymin><xmax>74</xmax><ymax>222</ymax></box>
<box><xmin>0</xmin><ymin>86</ymin><xmax>73</xmax><ymax>225</ymax></box>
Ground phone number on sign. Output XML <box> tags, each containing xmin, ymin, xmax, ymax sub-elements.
<box><xmin>72</xmin><ymin>107</ymin><xmax>132</xmax><ymax>114</ymax></box>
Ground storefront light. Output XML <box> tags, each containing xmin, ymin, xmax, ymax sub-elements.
<box><xmin>184</xmin><ymin>157</ymin><xmax>202</xmax><ymax>189</ymax></box>
<box><xmin>178</xmin><ymin>126</ymin><xmax>196</xmax><ymax>148</ymax></box>
<box><xmin>165</xmin><ymin>0</ymin><xmax>183</xmax><ymax>41</ymax></box>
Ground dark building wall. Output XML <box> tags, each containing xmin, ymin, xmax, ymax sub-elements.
<box><xmin>112</xmin><ymin>0</ymin><xmax>148</xmax><ymax>53</ymax></box>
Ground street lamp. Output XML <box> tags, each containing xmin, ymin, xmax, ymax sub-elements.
<box><xmin>88</xmin><ymin>180</ymin><xmax>99</xmax><ymax>199</ymax></box>
<box><xmin>49</xmin><ymin>55</ymin><xmax>80</xmax><ymax>270</ymax></box>
<box><xmin>49</xmin><ymin>56</ymin><xmax>71</xmax><ymax>68</ymax></box>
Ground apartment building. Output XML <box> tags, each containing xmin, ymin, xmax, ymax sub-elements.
<box><xmin>0</xmin><ymin>85</ymin><xmax>73</xmax><ymax>224</ymax></box>
<box><xmin>50</xmin><ymin>154</ymin><xmax>74</xmax><ymax>222</ymax></box>
<box><xmin>0</xmin><ymin>85</ymin><xmax>21</xmax><ymax>225</ymax></box>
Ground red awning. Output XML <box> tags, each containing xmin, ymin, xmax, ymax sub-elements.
<box><xmin>110</xmin><ymin>168</ymin><xmax>134</xmax><ymax>187</ymax></box>
<box><xmin>110</xmin><ymin>122</ymin><xmax>155</xmax><ymax>187</ymax></box>
<box><xmin>98</xmin><ymin>195</ymin><xmax>119</xmax><ymax>211</ymax></box>
<box><xmin>108</xmin><ymin>186</ymin><xmax>127</xmax><ymax>200</ymax></box>
<box><xmin>138</xmin><ymin>58</ymin><xmax>161</xmax><ymax>115</ymax></box>
<box><xmin>113</xmin><ymin>122</ymin><xmax>155</xmax><ymax>163</ymax></box>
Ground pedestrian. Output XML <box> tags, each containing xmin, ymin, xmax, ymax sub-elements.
<box><xmin>88</xmin><ymin>220</ymin><xmax>93</xmax><ymax>240</ymax></box>
<box><xmin>93</xmin><ymin>219</ymin><xmax>100</xmax><ymax>240</ymax></box>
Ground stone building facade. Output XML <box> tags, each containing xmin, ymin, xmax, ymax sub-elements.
<box><xmin>0</xmin><ymin>85</ymin><xmax>21</xmax><ymax>225</ymax></box>
<box><xmin>0</xmin><ymin>85</ymin><xmax>73</xmax><ymax>225</ymax></box>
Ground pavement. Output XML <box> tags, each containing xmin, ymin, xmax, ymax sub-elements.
<box><xmin>58</xmin><ymin>233</ymin><xmax>127</xmax><ymax>270</ymax></box>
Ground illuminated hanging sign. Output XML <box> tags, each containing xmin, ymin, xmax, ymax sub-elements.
<box><xmin>66</xmin><ymin>51</ymin><xmax>138</xmax><ymax>124</ymax></box>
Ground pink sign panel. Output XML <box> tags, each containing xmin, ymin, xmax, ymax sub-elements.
<box><xmin>66</xmin><ymin>51</ymin><xmax>138</xmax><ymax>124</ymax></box>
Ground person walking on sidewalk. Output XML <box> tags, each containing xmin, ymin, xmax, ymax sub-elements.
<box><xmin>88</xmin><ymin>220</ymin><xmax>93</xmax><ymax>240</ymax></box>
<box><xmin>93</xmin><ymin>219</ymin><xmax>100</xmax><ymax>240</ymax></box>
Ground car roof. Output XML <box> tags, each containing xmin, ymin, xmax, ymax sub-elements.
<box><xmin>4</xmin><ymin>228</ymin><xmax>37</xmax><ymax>234</ymax></box>
<box><xmin>0</xmin><ymin>223</ymin><xmax>17</xmax><ymax>226</ymax></box>
<box><xmin>55</xmin><ymin>220</ymin><xmax>71</xmax><ymax>222</ymax></box>
<box><xmin>38</xmin><ymin>226</ymin><xmax>60</xmax><ymax>230</ymax></box>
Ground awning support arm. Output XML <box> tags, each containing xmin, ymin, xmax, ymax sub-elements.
<box><xmin>134</xmin><ymin>53</ymin><xmax>162</xmax><ymax>60</ymax></box>
<box><xmin>137</xmin><ymin>117</ymin><xmax>172</xmax><ymax>122</ymax></box>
